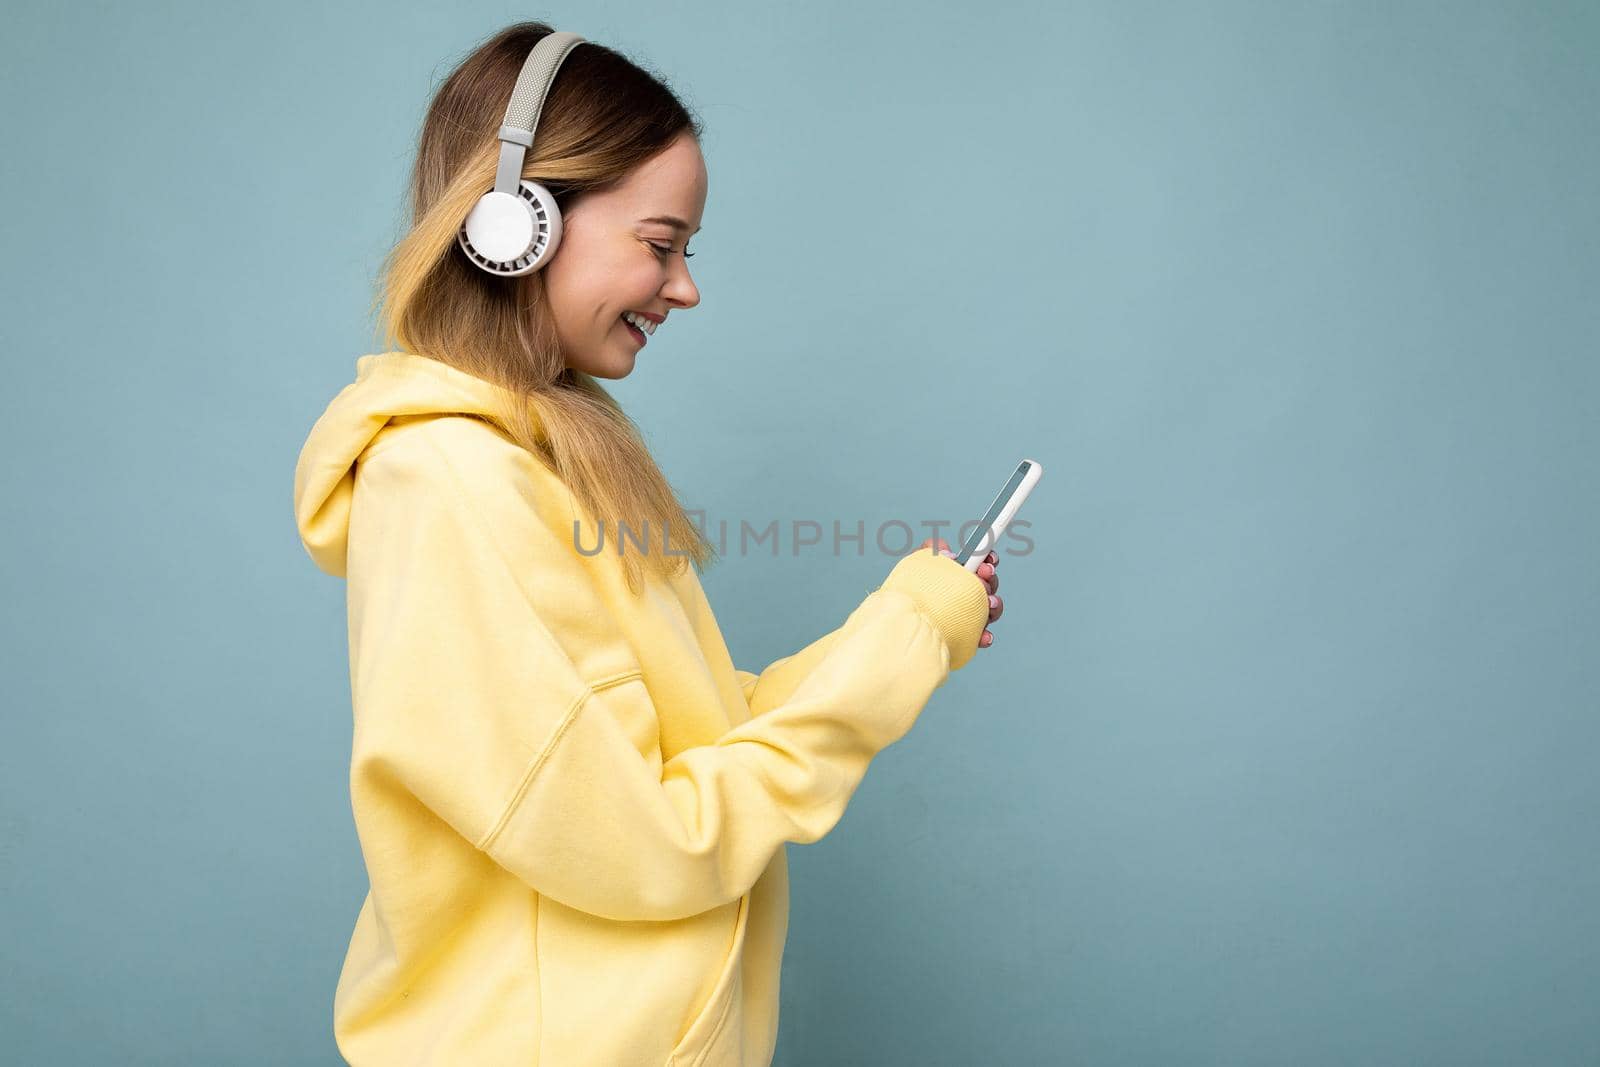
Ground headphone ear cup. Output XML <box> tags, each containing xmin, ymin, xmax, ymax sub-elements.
<box><xmin>458</xmin><ymin>179</ymin><xmax>565</xmax><ymax>276</ymax></box>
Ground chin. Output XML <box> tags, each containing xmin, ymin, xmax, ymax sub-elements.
<box><xmin>566</xmin><ymin>348</ymin><xmax>637</xmax><ymax>380</ymax></box>
<box><xmin>581</xmin><ymin>358</ymin><xmax>636</xmax><ymax>381</ymax></box>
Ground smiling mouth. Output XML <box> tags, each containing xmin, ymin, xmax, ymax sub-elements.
<box><xmin>621</xmin><ymin>315</ymin><xmax>647</xmax><ymax>346</ymax></box>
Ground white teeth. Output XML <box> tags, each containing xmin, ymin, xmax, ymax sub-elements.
<box><xmin>623</xmin><ymin>311</ymin><xmax>657</xmax><ymax>336</ymax></box>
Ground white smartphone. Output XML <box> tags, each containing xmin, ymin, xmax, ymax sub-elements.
<box><xmin>952</xmin><ymin>459</ymin><xmax>1043</xmax><ymax>573</ymax></box>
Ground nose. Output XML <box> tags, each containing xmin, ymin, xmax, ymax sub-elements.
<box><xmin>663</xmin><ymin>255</ymin><xmax>700</xmax><ymax>311</ymax></box>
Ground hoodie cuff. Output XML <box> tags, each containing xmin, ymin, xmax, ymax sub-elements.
<box><xmin>877</xmin><ymin>549</ymin><xmax>991</xmax><ymax>672</ymax></box>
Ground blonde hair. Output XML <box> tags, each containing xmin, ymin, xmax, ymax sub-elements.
<box><xmin>368</xmin><ymin>20</ymin><xmax>716</xmax><ymax>595</ymax></box>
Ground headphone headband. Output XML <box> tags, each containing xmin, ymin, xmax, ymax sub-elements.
<box><xmin>493</xmin><ymin>31</ymin><xmax>585</xmax><ymax>197</ymax></box>
<box><xmin>459</xmin><ymin>29</ymin><xmax>587</xmax><ymax>276</ymax></box>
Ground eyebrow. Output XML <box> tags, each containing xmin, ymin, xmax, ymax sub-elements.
<box><xmin>639</xmin><ymin>215</ymin><xmax>702</xmax><ymax>235</ymax></box>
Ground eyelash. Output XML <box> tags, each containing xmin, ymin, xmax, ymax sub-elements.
<box><xmin>648</xmin><ymin>242</ymin><xmax>695</xmax><ymax>259</ymax></box>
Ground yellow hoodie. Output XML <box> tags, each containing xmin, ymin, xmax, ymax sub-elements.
<box><xmin>292</xmin><ymin>351</ymin><xmax>991</xmax><ymax>1066</ymax></box>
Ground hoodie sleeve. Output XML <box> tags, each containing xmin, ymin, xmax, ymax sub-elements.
<box><xmin>733</xmin><ymin>628</ymin><xmax>845</xmax><ymax>714</ymax></box>
<box><xmin>345</xmin><ymin>426</ymin><xmax>991</xmax><ymax>924</ymax></box>
<box><xmin>735</xmin><ymin>552</ymin><xmax>988</xmax><ymax>713</ymax></box>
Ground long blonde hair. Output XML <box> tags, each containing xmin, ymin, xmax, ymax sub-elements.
<box><xmin>368</xmin><ymin>21</ymin><xmax>717</xmax><ymax>595</ymax></box>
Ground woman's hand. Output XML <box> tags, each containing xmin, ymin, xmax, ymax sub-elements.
<box><xmin>916</xmin><ymin>538</ymin><xmax>1003</xmax><ymax>650</ymax></box>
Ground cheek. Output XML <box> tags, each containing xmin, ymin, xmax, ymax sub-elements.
<box><xmin>545</xmin><ymin>259</ymin><xmax>608</xmax><ymax>321</ymax></box>
<box><xmin>545</xmin><ymin>239</ymin><xmax>654</xmax><ymax>331</ymax></box>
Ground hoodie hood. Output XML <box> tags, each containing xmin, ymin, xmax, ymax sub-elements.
<box><xmin>293</xmin><ymin>351</ymin><xmax>534</xmax><ymax>578</ymax></box>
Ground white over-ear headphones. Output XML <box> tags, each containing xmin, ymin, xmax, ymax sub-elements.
<box><xmin>458</xmin><ymin>30</ymin><xmax>586</xmax><ymax>276</ymax></box>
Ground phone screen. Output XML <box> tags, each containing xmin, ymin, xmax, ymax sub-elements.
<box><xmin>955</xmin><ymin>461</ymin><xmax>1032</xmax><ymax>566</ymax></box>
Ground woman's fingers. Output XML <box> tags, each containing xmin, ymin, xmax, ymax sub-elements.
<box><xmin>977</xmin><ymin>560</ymin><xmax>1000</xmax><ymax>595</ymax></box>
<box><xmin>981</xmin><ymin>552</ymin><xmax>1001</xmax><ymax>648</ymax></box>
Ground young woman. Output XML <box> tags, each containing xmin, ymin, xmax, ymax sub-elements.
<box><xmin>292</xmin><ymin>21</ymin><xmax>1007</xmax><ymax>1067</ymax></box>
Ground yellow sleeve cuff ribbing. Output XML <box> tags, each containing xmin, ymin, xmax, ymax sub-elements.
<box><xmin>876</xmin><ymin>549</ymin><xmax>991</xmax><ymax>671</ymax></box>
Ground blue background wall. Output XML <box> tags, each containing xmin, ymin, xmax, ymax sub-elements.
<box><xmin>2</xmin><ymin>2</ymin><xmax>1595</xmax><ymax>1063</ymax></box>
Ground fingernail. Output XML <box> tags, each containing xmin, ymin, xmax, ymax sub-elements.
<box><xmin>988</xmin><ymin>595</ymin><xmax>998</xmax><ymax>609</ymax></box>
